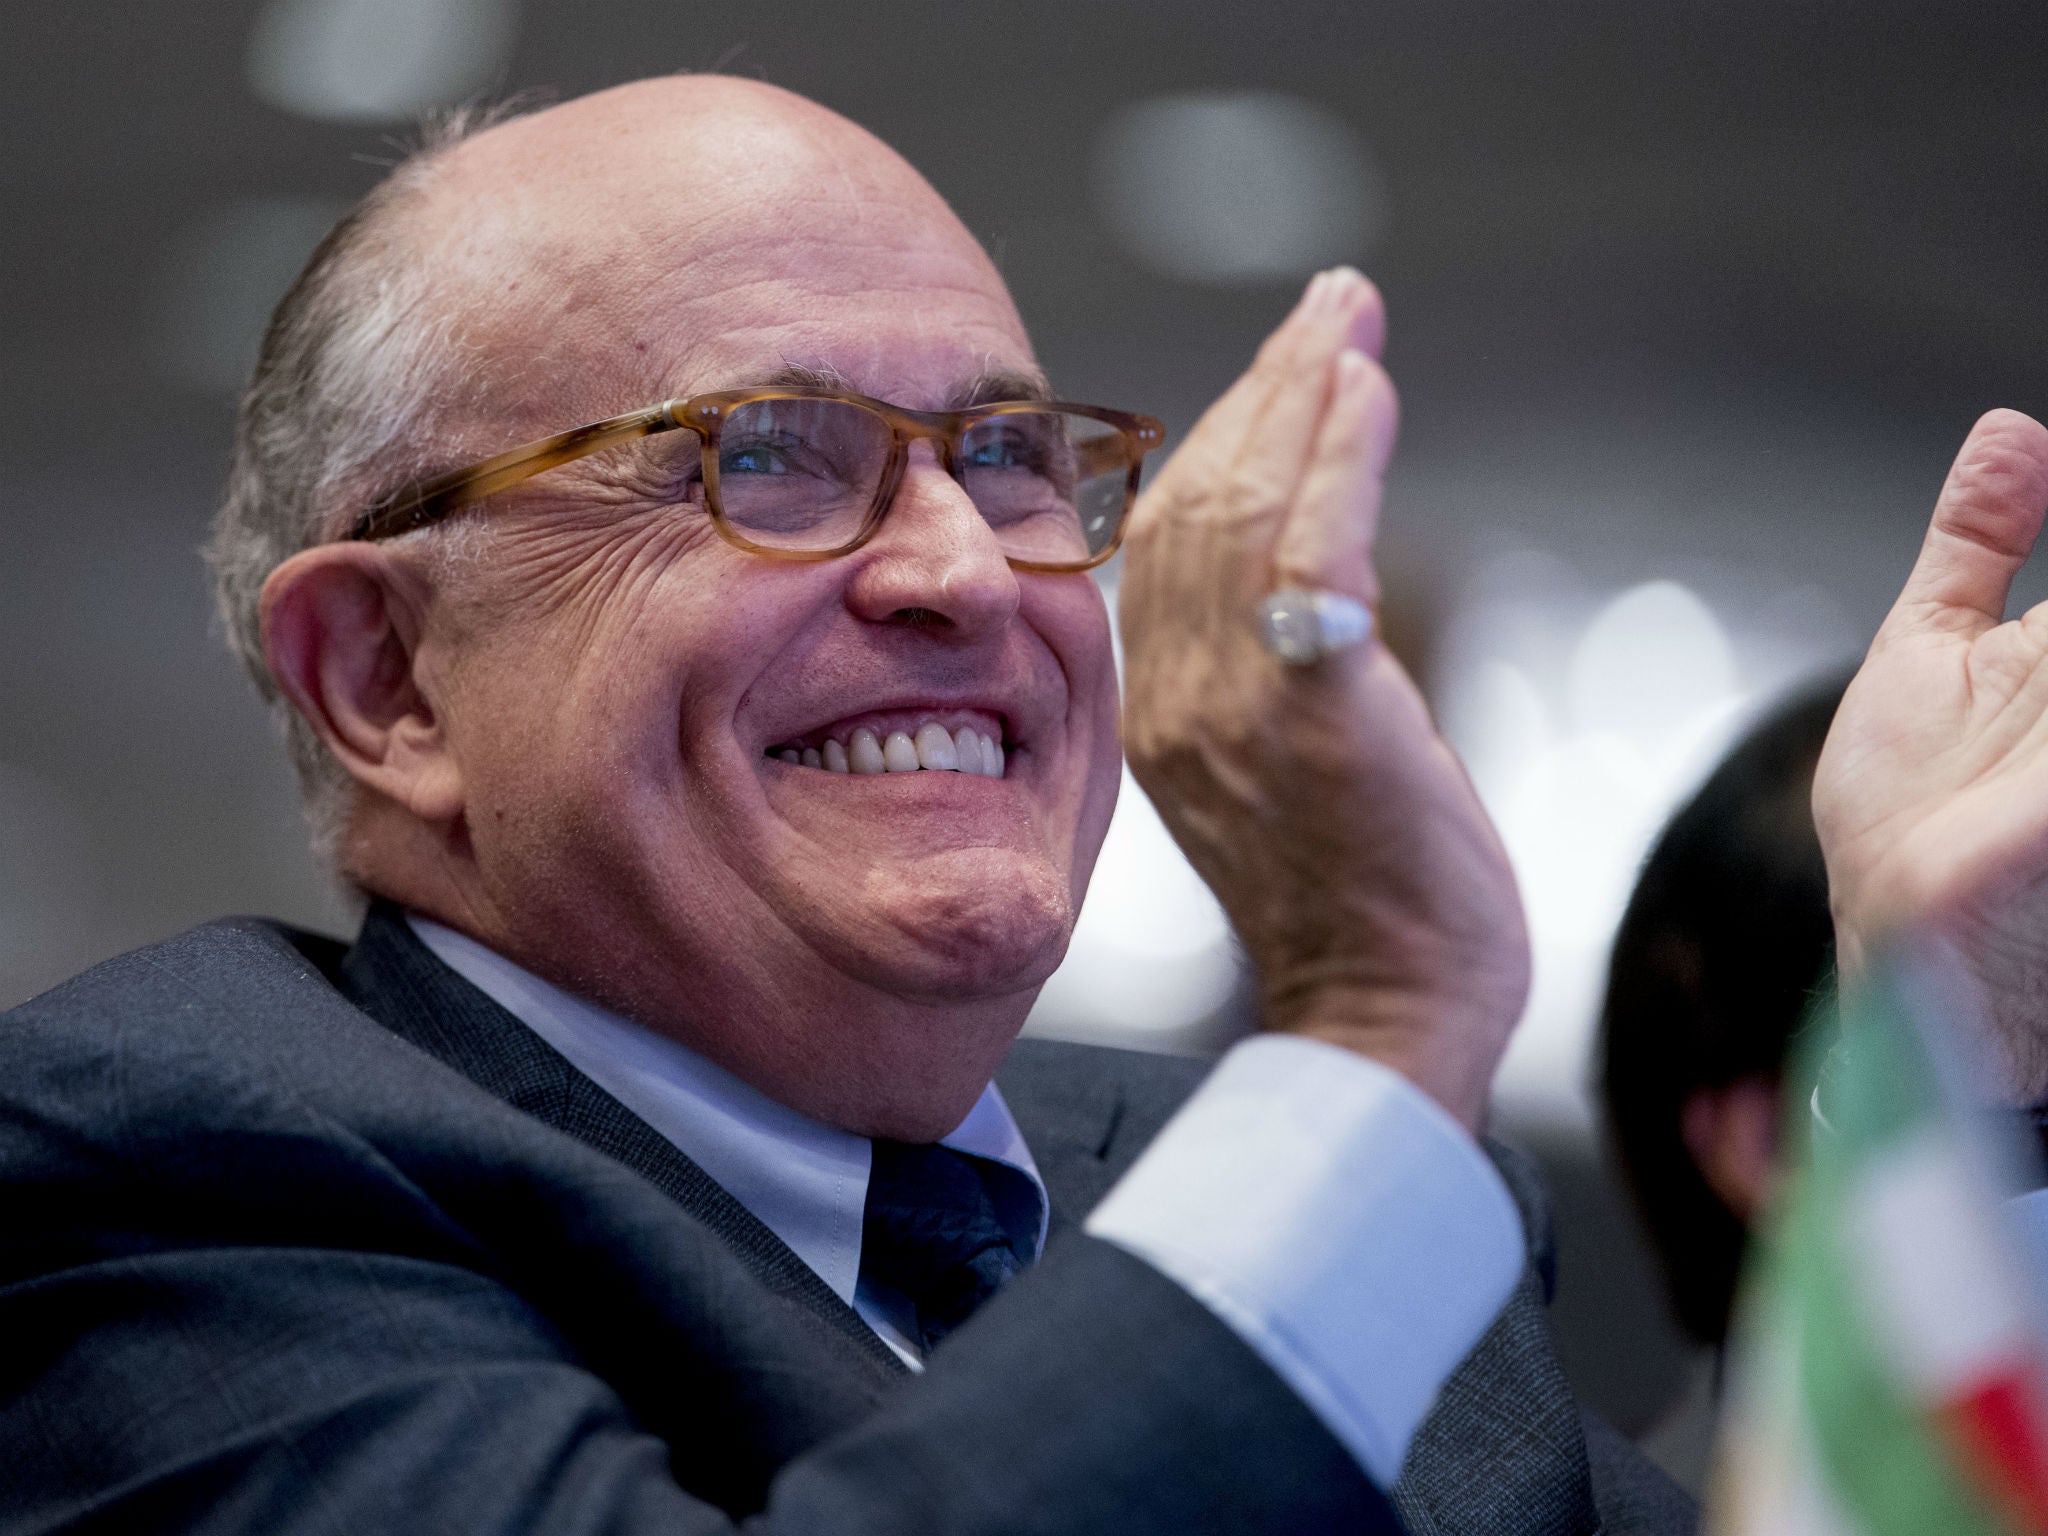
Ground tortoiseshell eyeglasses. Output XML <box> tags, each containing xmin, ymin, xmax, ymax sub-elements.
<box><xmin>347</xmin><ymin>387</ymin><xmax>1167</xmax><ymax>574</ymax></box>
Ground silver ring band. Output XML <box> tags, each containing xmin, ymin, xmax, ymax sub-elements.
<box><xmin>1259</xmin><ymin>587</ymin><xmax>1374</xmax><ymax>665</ymax></box>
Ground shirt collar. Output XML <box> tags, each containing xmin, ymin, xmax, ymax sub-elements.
<box><xmin>406</xmin><ymin>914</ymin><xmax>1049</xmax><ymax>1305</ymax></box>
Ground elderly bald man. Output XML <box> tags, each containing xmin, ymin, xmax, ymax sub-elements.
<box><xmin>0</xmin><ymin>77</ymin><xmax>1693</xmax><ymax>1534</ymax></box>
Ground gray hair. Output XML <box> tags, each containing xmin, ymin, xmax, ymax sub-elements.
<box><xmin>207</xmin><ymin>105</ymin><xmax>520</xmax><ymax>867</ymax></box>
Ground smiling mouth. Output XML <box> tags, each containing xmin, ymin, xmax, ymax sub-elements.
<box><xmin>766</xmin><ymin>714</ymin><xmax>1007</xmax><ymax>778</ymax></box>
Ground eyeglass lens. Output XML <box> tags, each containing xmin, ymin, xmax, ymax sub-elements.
<box><xmin>713</xmin><ymin>398</ymin><xmax>1133</xmax><ymax>564</ymax></box>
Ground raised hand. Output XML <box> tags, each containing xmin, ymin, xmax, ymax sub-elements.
<box><xmin>1116</xmin><ymin>269</ymin><xmax>1528</xmax><ymax>1133</ymax></box>
<box><xmin>1813</xmin><ymin>409</ymin><xmax>2048</xmax><ymax>1101</ymax></box>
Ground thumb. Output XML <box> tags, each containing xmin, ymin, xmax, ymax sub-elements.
<box><xmin>1889</xmin><ymin>409</ymin><xmax>2048</xmax><ymax>638</ymax></box>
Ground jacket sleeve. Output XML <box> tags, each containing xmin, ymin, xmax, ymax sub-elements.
<box><xmin>0</xmin><ymin>973</ymin><xmax>1399</xmax><ymax>1536</ymax></box>
<box><xmin>2</xmin><ymin>1227</ymin><xmax>1396</xmax><ymax>1535</ymax></box>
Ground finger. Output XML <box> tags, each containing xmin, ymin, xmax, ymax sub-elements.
<box><xmin>1143</xmin><ymin>269</ymin><xmax>1382</xmax><ymax>536</ymax></box>
<box><xmin>1123</xmin><ymin>272</ymin><xmax>1383</xmax><ymax>650</ymax></box>
<box><xmin>1123</xmin><ymin>271</ymin><xmax>1335</xmax><ymax>544</ymax></box>
<box><xmin>1340</xmin><ymin>277</ymin><xmax>1387</xmax><ymax>361</ymax></box>
<box><xmin>1891</xmin><ymin>409</ymin><xmax>2048</xmax><ymax>634</ymax></box>
<box><xmin>1270</xmin><ymin>350</ymin><xmax>1400</xmax><ymax>603</ymax></box>
<box><xmin>1183</xmin><ymin>270</ymin><xmax>1337</xmax><ymax>459</ymax></box>
<box><xmin>1228</xmin><ymin>270</ymin><xmax>1386</xmax><ymax>513</ymax></box>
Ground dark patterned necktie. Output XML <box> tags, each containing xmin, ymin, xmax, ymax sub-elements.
<box><xmin>861</xmin><ymin>1139</ymin><xmax>1034</xmax><ymax>1352</ymax></box>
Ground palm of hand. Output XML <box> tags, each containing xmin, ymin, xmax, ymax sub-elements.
<box><xmin>1814</xmin><ymin>410</ymin><xmax>2048</xmax><ymax>1098</ymax></box>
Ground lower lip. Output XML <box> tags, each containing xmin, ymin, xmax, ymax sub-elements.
<box><xmin>765</xmin><ymin>763</ymin><xmax>1009</xmax><ymax>781</ymax></box>
<box><xmin>760</xmin><ymin>754</ymin><xmax>1018</xmax><ymax>786</ymax></box>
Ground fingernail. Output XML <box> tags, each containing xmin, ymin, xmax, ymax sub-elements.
<box><xmin>1299</xmin><ymin>270</ymin><xmax>1329</xmax><ymax>312</ymax></box>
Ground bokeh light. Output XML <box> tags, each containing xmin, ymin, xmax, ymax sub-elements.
<box><xmin>1092</xmin><ymin>90</ymin><xmax>1384</xmax><ymax>285</ymax></box>
<box><xmin>247</xmin><ymin>0</ymin><xmax>519</xmax><ymax>124</ymax></box>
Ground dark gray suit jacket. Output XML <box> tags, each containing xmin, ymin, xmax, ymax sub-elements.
<box><xmin>0</xmin><ymin>909</ymin><xmax>1691</xmax><ymax>1534</ymax></box>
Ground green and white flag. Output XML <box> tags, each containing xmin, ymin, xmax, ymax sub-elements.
<box><xmin>1713</xmin><ymin>964</ymin><xmax>2048</xmax><ymax>1535</ymax></box>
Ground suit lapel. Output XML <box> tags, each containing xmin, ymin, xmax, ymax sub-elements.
<box><xmin>337</xmin><ymin>902</ymin><xmax>906</xmax><ymax>1379</ymax></box>
<box><xmin>997</xmin><ymin>1037</ymin><xmax>1211</xmax><ymax>1237</ymax></box>
<box><xmin>1002</xmin><ymin>1037</ymin><xmax>1604</xmax><ymax>1536</ymax></box>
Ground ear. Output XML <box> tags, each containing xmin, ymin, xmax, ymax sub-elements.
<box><xmin>1679</xmin><ymin>1074</ymin><xmax>1782</xmax><ymax>1224</ymax></box>
<box><xmin>259</xmin><ymin>544</ymin><xmax>465</xmax><ymax>825</ymax></box>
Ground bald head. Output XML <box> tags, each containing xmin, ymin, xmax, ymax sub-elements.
<box><xmin>398</xmin><ymin>77</ymin><xmax>1028</xmax><ymax>445</ymax></box>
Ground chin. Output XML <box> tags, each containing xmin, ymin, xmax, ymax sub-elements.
<box><xmin>831</xmin><ymin>848</ymin><xmax>1077</xmax><ymax>1001</ymax></box>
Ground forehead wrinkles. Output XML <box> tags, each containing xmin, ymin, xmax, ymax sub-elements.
<box><xmin>419</xmin><ymin>144</ymin><xmax>1022</xmax><ymax>437</ymax></box>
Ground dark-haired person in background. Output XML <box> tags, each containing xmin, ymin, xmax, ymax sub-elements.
<box><xmin>1597</xmin><ymin>675</ymin><xmax>1847</xmax><ymax>1487</ymax></box>
<box><xmin>1600</xmin><ymin>675</ymin><xmax>1848</xmax><ymax>1347</ymax></box>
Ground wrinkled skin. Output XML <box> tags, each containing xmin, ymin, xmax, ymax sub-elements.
<box><xmin>262</xmin><ymin>78</ymin><xmax>1532</xmax><ymax>1140</ymax></box>
<box><xmin>1119</xmin><ymin>271</ymin><xmax>1528</xmax><ymax>1131</ymax></box>
<box><xmin>1815</xmin><ymin>408</ymin><xmax>2048</xmax><ymax>1102</ymax></box>
<box><xmin>264</xmin><ymin>80</ymin><xmax>1121</xmax><ymax>1139</ymax></box>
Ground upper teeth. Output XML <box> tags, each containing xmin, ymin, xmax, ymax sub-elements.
<box><xmin>774</xmin><ymin>722</ymin><xmax>1005</xmax><ymax>778</ymax></box>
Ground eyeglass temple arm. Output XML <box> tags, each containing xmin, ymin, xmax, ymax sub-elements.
<box><xmin>349</xmin><ymin>403</ymin><xmax>684</xmax><ymax>541</ymax></box>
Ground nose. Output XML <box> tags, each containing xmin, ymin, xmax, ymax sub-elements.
<box><xmin>841</xmin><ymin>442</ymin><xmax>1021</xmax><ymax>638</ymax></box>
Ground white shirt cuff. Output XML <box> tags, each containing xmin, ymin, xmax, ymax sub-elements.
<box><xmin>1084</xmin><ymin>1034</ymin><xmax>1523</xmax><ymax>1486</ymax></box>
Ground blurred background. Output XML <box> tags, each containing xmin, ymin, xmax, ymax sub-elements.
<box><xmin>5</xmin><ymin>0</ymin><xmax>2046</xmax><ymax>1492</ymax></box>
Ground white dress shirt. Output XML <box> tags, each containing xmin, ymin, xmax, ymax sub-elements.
<box><xmin>409</xmin><ymin>914</ymin><xmax>1522</xmax><ymax>1486</ymax></box>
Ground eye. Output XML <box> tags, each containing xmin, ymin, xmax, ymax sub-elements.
<box><xmin>962</xmin><ymin>429</ymin><xmax>1044</xmax><ymax>473</ymax></box>
<box><xmin>722</xmin><ymin>440</ymin><xmax>796</xmax><ymax>476</ymax></box>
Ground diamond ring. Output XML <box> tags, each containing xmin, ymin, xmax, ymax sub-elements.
<box><xmin>1258</xmin><ymin>587</ymin><xmax>1374</xmax><ymax>665</ymax></box>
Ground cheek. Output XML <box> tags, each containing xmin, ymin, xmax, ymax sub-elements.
<box><xmin>446</xmin><ymin>645</ymin><xmax>667</xmax><ymax>870</ymax></box>
<box><xmin>1068</xmin><ymin>733</ymin><xmax>1123</xmax><ymax>908</ymax></box>
<box><xmin>1025</xmin><ymin>574</ymin><xmax>1117</xmax><ymax>716</ymax></box>
<box><xmin>440</xmin><ymin>532</ymin><xmax>754</xmax><ymax>817</ymax></box>
<box><xmin>1023</xmin><ymin>578</ymin><xmax>1123</xmax><ymax>877</ymax></box>
<box><xmin>529</xmin><ymin>567</ymin><xmax>847</xmax><ymax>873</ymax></box>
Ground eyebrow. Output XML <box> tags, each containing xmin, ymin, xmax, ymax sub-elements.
<box><xmin>756</xmin><ymin>362</ymin><xmax>1055</xmax><ymax>408</ymax></box>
